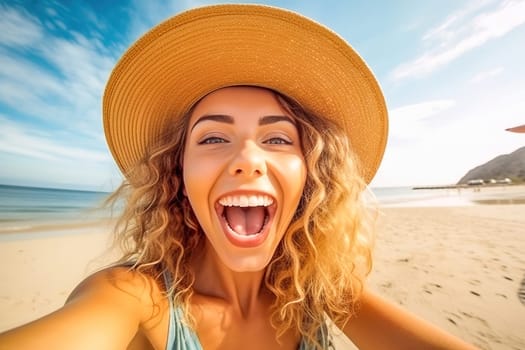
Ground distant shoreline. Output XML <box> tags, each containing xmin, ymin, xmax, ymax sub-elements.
<box><xmin>368</xmin><ymin>183</ymin><xmax>525</xmax><ymax>207</ymax></box>
<box><xmin>0</xmin><ymin>183</ymin><xmax>111</xmax><ymax>194</ymax></box>
<box><xmin>0</xmin><ymin>218</ymin><xmax>115</xmax><ymax>238</ymax></box>
<box><xmin>412</xmin><ymin>183</ymin><xmax>523</xmax><ymax>190</ymax></box>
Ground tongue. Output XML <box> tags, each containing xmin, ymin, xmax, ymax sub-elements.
<box><xmin>224</xmin><ymin>206</ymin><xmax>265</xmax><ymax>235</ymax></box>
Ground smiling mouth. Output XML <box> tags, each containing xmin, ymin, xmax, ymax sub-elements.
<box><xmin>218</xmin><ymin>195</ymin><xmax>274</xmax><ymax>236</ymax></box>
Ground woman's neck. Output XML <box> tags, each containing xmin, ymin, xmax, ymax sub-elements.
<box><xmin>190</xmin><ymin>244</ymin><xmax>270</xmax><ymax>318</ymax></box>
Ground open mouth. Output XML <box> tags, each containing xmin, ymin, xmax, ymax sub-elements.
<box><xmin>216</xmin><ymin>194</ymin><xmax>275</xmax><ymax>247</ymax></box>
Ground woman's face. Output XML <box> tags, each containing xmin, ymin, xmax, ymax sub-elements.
<box><xmin>183</xmin><ymin>86</ymin><xmax>307</xmax><ymax>272</ymax></box>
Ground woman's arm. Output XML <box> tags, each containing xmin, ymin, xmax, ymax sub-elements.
<box><xmin>0</xmin><ymin>267</ymin><xmax>151</xmax><ymax>350</ymax></box>
<box><xmin>344</xmin><ymin>288</ymin><xmax>479</xmax><ymax>350</ymax></box>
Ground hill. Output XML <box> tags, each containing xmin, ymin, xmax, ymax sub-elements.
<box><xmin>458</xmin><ymin>146</ymin><xmax>525</xmax><ymax>184</ymax></box>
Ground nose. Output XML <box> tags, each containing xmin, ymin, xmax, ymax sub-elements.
<box><xmin>228</xmin><ymin>140</ymin><xmax>267</xmax><ymax>177</ymax></box>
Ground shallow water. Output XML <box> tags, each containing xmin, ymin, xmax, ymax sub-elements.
<box><xmin>0</xmin><ymin>184</ymin><xmax>111</xmax><ymax>233</ymax></box>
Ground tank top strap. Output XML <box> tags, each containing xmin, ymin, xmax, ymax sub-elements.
<box><xmin>299</xmin><ymin>322</ymin><xmax>334</xmax><ymax>349</ymax></box>
<box><xmin>163</xmin><ymin>270</ymin><xmax>203</xmax><ymax>350</ymax></box>
<box><xmin>162</xmin><ymin>270</ymin><xmax>332</xmax><ymax>349</ymax></box>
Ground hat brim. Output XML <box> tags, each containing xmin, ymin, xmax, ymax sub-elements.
<box><xmin>103</xmin><ymin>4</ymin><xmax>388</xmax><ymax>183</ymax></box>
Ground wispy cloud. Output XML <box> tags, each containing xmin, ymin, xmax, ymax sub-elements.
<box><xmin>0</xmin><ymin>4</ymin><xmax>115</xmax><ymax>138</ymax></box>
<box><xmin>0</xmin><ymin>5</ymin><xmax>43</xmax><ymax>47</ymax></box>
<box><xmin>469</xmin><ymin>66</ymin><xmax>504</xmax><ymax>83</ymax></box>
<box><xmin>127</xmin><ymin>0</ymin><xmax>213</xmax><ymax>40</ymax></box>
<box><xmin>391</xmin><ymin>0</ymin><xmax>525</xmax><ymax>80</ymax></box>
<box><xmin>388</xmin><ymin>100</ymin><xmax>456</xmax><ymax>141</ymax></box>
<box><xmin>421</xmin><ymin>0</ymin><xmax>493</xmax><ymax>44</ymax></box>
<box><xmin>0</xmin><ymin>3</ymin><xmax>121</xmax><ymax>188</ymax></box>
<box><xmin>0</xmin><ymin>116</ymin><xmax>110</xmax><ymax>162</ymax></box>
<box><xmin>390</xmin><ymin>99</ymin><xmax>456</xmax><ymax>123</ymax></box>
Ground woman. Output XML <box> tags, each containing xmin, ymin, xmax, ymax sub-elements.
<box><xmin>0</xmin><ymin>4</ymin><xmax>477</xmax><ymax>350</ymax></box>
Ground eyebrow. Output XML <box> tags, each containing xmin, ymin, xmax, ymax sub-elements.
<box><xmin>191</xmin><ymin>114</ymin><xmax>233</xmax><ymax>131</ymax></box>
<box><xmin>259</xmin><ymin>115</ymin><xmax>296</xmax><ymax>126</ymax></box>
<box><xmin>190</xmin><ymin>114</ymin><xmax>295</xmax><ymax>131</ymax></box>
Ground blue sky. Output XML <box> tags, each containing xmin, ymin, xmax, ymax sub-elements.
<box><xmin>1</xmin><ymin>0</ymin><xmax>524</xmax><ymax>191</ymax></box>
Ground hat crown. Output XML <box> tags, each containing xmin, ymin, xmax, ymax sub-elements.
<box><xmin>103</xmin><ymin>4</ymin><xmax>388</xmax><ymax>183</ymax></box>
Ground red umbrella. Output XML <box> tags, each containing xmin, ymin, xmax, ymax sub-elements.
<box><xmin>506</xmin><ymin>124</ymin><xmax>525</xmax><ymax>133</ymax></box>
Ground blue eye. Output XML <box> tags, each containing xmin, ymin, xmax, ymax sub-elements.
<box><xmin>199</xmin><ymin>136</ymin><xmax>228</xmax><ymax>144</ymax></box>
<box><xmin>265</xmin><ymin>137</ymin><xmax>292</xmax><ymax>145</ymax></box>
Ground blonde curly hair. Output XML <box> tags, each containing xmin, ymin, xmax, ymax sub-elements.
<box><xmin>109</xmin><ymin>88</ymin><xmax>376</xmax><ymax>349</ymax></box>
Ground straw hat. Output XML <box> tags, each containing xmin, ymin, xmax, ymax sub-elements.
<box><xmin>103</xmin><ymin>4</ymin><xmax>388</xmax><ymax>183</ymax></box>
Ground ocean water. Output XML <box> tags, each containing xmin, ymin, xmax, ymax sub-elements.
<box><xmin>0</xmin><ymin>184</ymin><xmax>111</xmax><ymax>229</ymax></box>
<box><xmin>371</xmin><ymin>185</ymin><xmax>525</xmax><ymax>207</ymax></box>
<box><xmin>1</xmin><ymin>183</ymin><xmax>522</xmax><ymax>234</ymax></box>
<box><xmin>370</xmin><ymin>186</ymin><xmax>473</xmax><ymax>207</ymax></box>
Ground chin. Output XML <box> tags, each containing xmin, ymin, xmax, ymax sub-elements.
<box><xmin>220</xmin><ymin>253</ymin><xmax>273</xmax><ymax>273</ymax></box>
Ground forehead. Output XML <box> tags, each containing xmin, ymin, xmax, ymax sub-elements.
<box><xmin>190</xmin><ymin>86</ymin><xmax>289</xmax><ymax>118</ymax></box>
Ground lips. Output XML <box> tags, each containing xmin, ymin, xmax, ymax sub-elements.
<box><xmin>215</xmin><ymin>193</ymin><xmax>276</xmax><ymax>248</ymax></box>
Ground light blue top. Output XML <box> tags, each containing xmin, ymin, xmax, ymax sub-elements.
<box><xmin>163</xmin><ymin>272</ymin><xmax>332</xmax><ymax>349</ymax></box>
<box><xmin>165</xmin><ymin>305</ymin><xmax>202</xmax><ymax>350</ymax></box>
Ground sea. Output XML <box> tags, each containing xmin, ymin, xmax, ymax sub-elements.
<box><xmin>370</xmin><ymin>186</ymin><xmax>472</xmax><ymax>207</ymax></box>
<box><xmin>0</xmin><ymin>184</ymin><xmax>112</xmax><ymax>234</ymax></box>
<box><xmin>1</xmin><ymin>183</ymin><xmax>523</xmax><ymax>235</ymax></box>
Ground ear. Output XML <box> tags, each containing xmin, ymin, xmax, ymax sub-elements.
<box><xmin>182</xmin><ymin>186</ymin><xmax>187</xmax><ymax>196</ymax></box>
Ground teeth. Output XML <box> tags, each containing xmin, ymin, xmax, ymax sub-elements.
<box><xmin>219</xmin><ymin>195</ymin><xmax>274</xmax><ymax>207</ymax></box>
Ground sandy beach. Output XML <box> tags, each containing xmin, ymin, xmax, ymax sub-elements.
<box><xmin>0</xmin><ymin>221</ymin><xmax>119</xmax><ymax>331</ymax></box>
<box><xmin>1</xmin><ymin>203</ymin><xmax>524</xmax><ymax>349</ymax></box>
<box><xmin>369</xmin><ymin>205</ymin><xmax>525</xmax><ymax>350</ymax></box>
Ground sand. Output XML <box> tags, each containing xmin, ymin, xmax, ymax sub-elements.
<box><xmin>0</xmin><ymin>221</ymin><xmax>118</xmax><ymax>331</ymax></box>
<box><xmin>1</xmin><ymin>205</ymin><xmax>525</xmax><ymax>349</ymax></box>
<box><xmin>371</xmin><ymin>205</ymin><xmax>525</xmax><ymax>350</ymax></box>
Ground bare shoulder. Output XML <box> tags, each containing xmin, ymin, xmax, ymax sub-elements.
<box><xmin>0</xmin><ymin>266</ymin><xmax>167</xmax><ymax>350</ymax></box>
<box><xmin>68</xmin><ymin>265</ymin><xmax>164</xmax><ymax>309</ymax></box>
<box><xmin>68</xmin><ymin>266</ymin><xmax>169</xmax><ymax>349</ymax></box>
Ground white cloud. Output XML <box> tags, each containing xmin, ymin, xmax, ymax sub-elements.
<box><xmin>391</xmin><ymin>0</ymin><xmax>525</xmax><ymax>80</ymax></box>
<box><xmin>0</xmin><ymin>5</ymin><xmax>43</xmax><ymax>47</ymax></box>
<box><xmin>0</xmin><ymin>5</ymin><xmax>115</xmax><ymax>138</ymax></box>
<box><xmin>388</xmin><ymin>100</ymin><xmax>456</xmax><ymax>141</ymax></box>
<box><xmin>421</xmin><ymin>0</ymin><xmax>493</xmax><ymax>44</ymax></box>
<box><xmin>0</xmin><ymin>116</ymin><xmax>110</xmax><ymax>162</ymax></box>
<box><xmin>0</xmin><ymin>4</ymin><xmax>133</xmax><ymax>189</ymax></box>
<box><xmin>127</xmin><ymin>0</ymin><xmax>217</xmax><ymax>40</ymax></box>
<box><xmin>469</xmin><ymin>66</ymin><xmax>504</xmax><ymax>83</ymax></box>
<box><xmin>0</xmin><ymin>54</ymin><xmax>67</xmax><ymax>97</ymax></box>
<box><xmin>390</xmin><ymin>100</ymin><xmax>456</xmax><ymax>122</ymax></box>
<box><xmin>374</xmin><ymin>86</ymin><xmax>525</xmax><ymax>187</ymax></box>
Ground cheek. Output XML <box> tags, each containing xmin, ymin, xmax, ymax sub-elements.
<box><xmin>182</xmin><ymin>156</ymin><xmax>214</xmax><ymax>230</ymax></box>
<box><xmin>280</xmin><ymin>155</ymin><xmax>307</xmax><ymax>198</ymax></box>
<box><xmin>182</xmin><ymin>152</ymin><xmax>209</xmax><ymax>200</ymax></box>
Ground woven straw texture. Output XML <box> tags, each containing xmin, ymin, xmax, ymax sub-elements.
<box><xmin>103</xmin><ymin>4</ymin><xmax>388</xmax><ymax>183</ymax></box>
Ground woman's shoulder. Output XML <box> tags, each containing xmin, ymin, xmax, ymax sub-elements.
<box><xmin>68</xmin><ymin>265</ymin><xmax>163</xmax><ymax>303</ymax></box>
<box><xmin>67</xmin><ymin>266</ymin><xmax>170</xmax><ymax>349</ymax></box>
<box><xmin>0</xmin><ymin>265</ymin><xmax>169</xmax><ymax>350</ymax></box>
<box><xmin>68</xmin><ymin>265</ymin><xmax>169</xmax><ymax>324</ymax></box>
